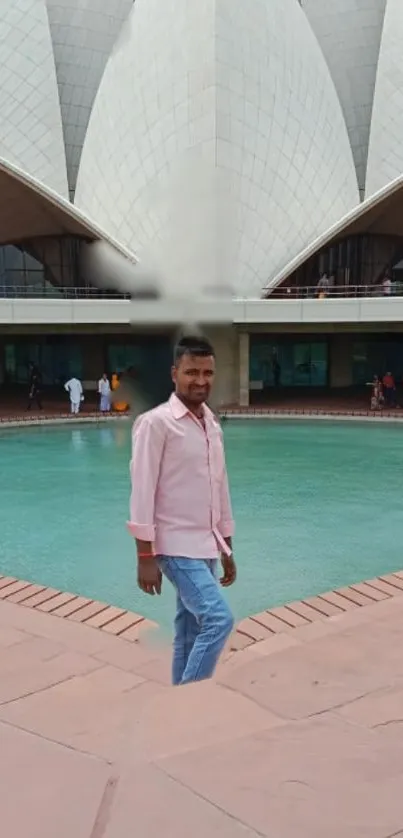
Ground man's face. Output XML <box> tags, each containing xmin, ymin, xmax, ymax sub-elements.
<box><xmin>172</xmin><ymin>352</ymin><xmax>215</xmax><ymax>405</ymax></box>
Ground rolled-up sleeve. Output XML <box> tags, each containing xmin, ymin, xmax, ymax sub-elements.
<box><xmin>126</xmin><ymin>413</ymin><xmax>165</xmax><ymax>541</ymax></box>
<box><xmin>218</xmin><ymin>466</ymin><xmax>235</xmax><ymax>539</ymax></box>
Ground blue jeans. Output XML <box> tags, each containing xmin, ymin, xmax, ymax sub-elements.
<box><xmin>158</xmin><ymin>556</ymin><xmax>234</xmax><ymax>685</ymax></box>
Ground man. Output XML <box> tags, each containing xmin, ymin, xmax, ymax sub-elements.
<box><xmin>27</xmin><ymin>364</ymin><xmax>43</xmax><ymax>411</ymax></box>
<box><xmin>382</xmin><ymin>371</ymin><xmax>396</xmax><ymax>408</ymax></box>
<box><xmin>98</xmin><ymin>372</ymin><xmax>111</xmax><ymax>413</ymax></box>
<box><xmin>317</xmin><ymin>273</ymin><xmax>330</xmax><ymax>297</ymax></box>
<box><xmin>128</xmin><ymin>335</ymin><xmax>236</xmax><ymax>686</ymax></box>
<box><xmin>64</xmin><ymin>375</ymin><xmax>83</xmax><ymax>415</ymax></box>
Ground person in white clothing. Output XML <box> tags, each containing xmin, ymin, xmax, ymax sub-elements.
<box><xmin>65</xmin><ymin>377</ymin><xmax>83</xmax><ymax>414</ymax></box>
<box><xmin>98</xmin><ymin>372</ymin><xmax>111</xmax><ymax>413</ymax></box>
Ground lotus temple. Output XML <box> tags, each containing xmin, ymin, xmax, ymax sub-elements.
<box><xmin>1</xmin><ymin>0</ymin><xmax>403</xmax><ymax>404</ymax></box>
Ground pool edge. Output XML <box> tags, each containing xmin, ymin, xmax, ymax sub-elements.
<box><xmin>1</xmin><ymin>571</ymin><xmax>403</xmax><ymax>652</ymax></box>
<box><xmin>0</xmin><ymin>413</ymin><xmax>128</xmax><ymax>429</ymax></box>
<box><xmin>222</xmin><ymin>409</ymin><xmax>403</xmax><ymax>423</ymax></box>
<box><xmin>2</xmin><ymin>408</ymin><xmax>403</xmax><ymax>429</ymax></box>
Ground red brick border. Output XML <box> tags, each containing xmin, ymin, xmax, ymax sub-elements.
<box><xmin>2</xmin><ymin>571</ymin><xmax>403</xmax><ymax>652</ymax></box>
<box><xmin>222</xmin><ymin>407</ymin><xmax>403</xmax><ymax>420</ymax></box>
<box><xmin>0</xmin><ymin>411</ymin><xmax>126</xmax><ymax>426</ymax></box>
<box><xmin>229</xmin><ymin>571</ymin><xmax>403</xmax><ymax>652</ymax></box>
<box><xmin>2</xmin><ymin>407</ymin><xmax>403</xmax><ymax>428</ymax></box>
<box><xmin>0</xmin><ymin>576</ymin><xmax>155</xmax><ymax>642</ymax></box>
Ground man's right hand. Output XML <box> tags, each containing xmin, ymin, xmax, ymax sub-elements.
<box><xmin>137</xmin><ymin>557</ymin><xmax>162</xmax><ymax>596</ymax></box>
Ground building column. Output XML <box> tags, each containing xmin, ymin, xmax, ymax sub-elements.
<box><xmin>204</xmin><ymin>326</ymin><xmax>239</xmax><ymax>407</ymax></box>
<box><xmin>239</xmin><ymin>331</ymin><xmax>250</xmax><ymax>407</ymax></box>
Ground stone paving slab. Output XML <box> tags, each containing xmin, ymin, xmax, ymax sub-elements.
<box><xmin>101</xmin><ymin>763</ymin><xmax>261</xmax><ymax>838</ymax></box>
<box><xmin>0</xmin><ymin>721</ymin><xmax>110</xmax><ymax>838</ymax></box>
<box><xmin>156</xmin><ymin>713</ymin><xmax>403</xmax><ymax>838</ymax></box>
<box><xmin>2</xmin><ymin>588</ymin><xmax>403</xmax><ymax>836</ymax></box>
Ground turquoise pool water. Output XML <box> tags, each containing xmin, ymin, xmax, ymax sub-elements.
<box><xmin>1</xmin><ymin>419</ymin><xmax>403</xmax><ymax>630</ymax></box>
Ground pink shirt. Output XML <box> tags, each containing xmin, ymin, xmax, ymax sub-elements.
<box><xmin>127</xmin><ymin>393</ymin><xmax>234</xmax><ymax>559</ymax></box>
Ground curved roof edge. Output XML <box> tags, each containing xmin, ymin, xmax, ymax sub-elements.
<box><xmin>266</xmin><ymin>172</ymin><xmax>403</xmax><ymax>294</ymax></box>
<box><xmin>0</xmin><ymin>156</ymin><xmax>138</xmax><ymax>264</ymax></box>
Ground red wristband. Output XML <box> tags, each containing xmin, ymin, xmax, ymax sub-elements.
<box><xmin>138</xmin><ymin>552</ymin><xmax>155</xmax><ymax>559</ymax></box>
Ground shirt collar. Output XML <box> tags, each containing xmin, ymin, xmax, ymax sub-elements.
<box><xmin>169</xmin><ymin>393</ymin><xmax>189</xmax><ymax>419</ymax></box>
<box><xmin>169</xmin><ymin>392</ymin><xmax>214</xmax><ymax>423</ymax></box>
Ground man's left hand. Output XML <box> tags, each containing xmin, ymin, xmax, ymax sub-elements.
<box><xmin>220</xmin><ymin>554</ymin><xmax>237</xmax><ymax>587</ymax></box>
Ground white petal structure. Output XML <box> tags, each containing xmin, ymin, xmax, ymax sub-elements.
<box><xmin>46</xmin><ymin>0</ymin><xmax>133</xmax><ymax>197</ymax></box>
<box><xmin>0</xmin><ymin>0</ymin><xmax>68</xmax><ymax>197</ymax></box>
<box><xmin>365</xmin><ymin>0</ymin><xmax>403</xmax><ymax>197</ymax></box>
<box><xmin>4</xmin><ymin>0</ymin><xmax>403</xmax><ymax>298</ymax></box>
<box><xmin>302</xmin><ymin>0</ymin><xmax>387</xmax><ymax>197</ymax></box>
<box><xmin>75</xmin><ymin>0</ymin><xmax>359</xmax><ymax>297</ymax></box>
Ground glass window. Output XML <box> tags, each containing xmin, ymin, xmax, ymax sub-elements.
<box><xmin>4</xmin><ymin>343</ymin><xmax>40</xmax><ymax>384</ymax></box>
<box><xmin>250</xmin><ymin>336</ymin><xmax>328</xmax><ymax>390</ymax></box>
<box><xmin>24</xmin><ymin>252</ymin><xmax>44</xmax><ymax>271</ymax></box>
<box><xmin>41</xmin><ymin>341</ymin><xmax>82</xmax><ymax>386</ymax></box>
<box><xmin>4</xmin><ymin>340</ymin><xmax>83</xmax><ymax>385</ymax></box>
<box><xmin>352</xmin><ymin>338</ymin><xmax>403</xmax><ymax>385</ymax></box>
<box><xmin>4</xmin><ymin>245</ymin><xmax>24</xmax><ymax>271</ymax></box>
<box><xmin>4</xmin><ymin>344</ymin><xmax>16</xmax><ymax>381</ymax></box>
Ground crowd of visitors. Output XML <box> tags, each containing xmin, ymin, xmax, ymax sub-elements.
<box><xmin>22</xmin><ymin>362</ymin><xmax>403</xmax><ymax>416</ymax></box>
<box><xmin>315</xmin><ymin>272</ymin><xmax>397</xmax><ymax>298</ymax></box>
<box><xmin>277</xmin><ymin>271</ymin><xmax>401</xmax><ymax>298</ymax></box>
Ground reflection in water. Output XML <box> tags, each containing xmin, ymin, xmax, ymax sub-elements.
<box><xmin>99</xmin><ymin>428</ymin><xmax>114</xmax><ymax>448</ymax></box>
<box><xmin>70</xmin><ymin>430</ymin><xmax>85</xmax><ymax>450</ymax></box>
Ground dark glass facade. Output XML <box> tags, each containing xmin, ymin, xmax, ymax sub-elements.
<box><xmin>0</xmin><ymin>238</ymin><xmax>82</xmax><ymax>294</ymax></box>
<box><xmin>2</xmin><ymin>334</ymin><xmax>173</xmax><ymax>404</ymax></box>
<box><xmin>250</xmin><ymin>334</ymin><xmax>328</xmax><ymax>394</ymax></box>
<box><xmin>278</xmin><ymin>233</ymin><xmax>403</xmax><ymax>293</ymax></box>
<box><xmin>249</xmin><ymin>332</ymin><xmax>403</xmax><ymax>398</ymax></box>
<box><xmin>352</xmin><ymin>336</ymin><xmax>403</xmax><ymax>385</ymax></box>
<box><xmin>4</xmin><ymin>337</ymin><xmax>83</xmax><ymax>386</ymax></box>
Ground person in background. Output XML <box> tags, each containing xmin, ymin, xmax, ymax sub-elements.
<box><xmin>98</xmin><ymin>372</ymin><xmax>111</xmax><ymax>413</ymax></box>
<box><xmin>382</xmin><ymin>275</ymin><xmax>392</xmax><ymax>296</ymax></box>
<box><xmin>382</xmin><ymin>371</ymin><xmax>396</xmax><ymax>407</ymax></box>
<box><xmin>128</xmin><ymin>335</ymin><xmax>236</xmax><ymax>686</ymax></box>
<box><xmin>111</xmin><ymin>371</ymin><xmax>129</xmax><ymax>413</ymax></box>
<box><xmin>64</xmin><ymin>375</ymin><xmax>83</xmax><ymax>415</ymax></box>
<box><xmin>368</xmin><ymin>375</ymin><xmax>383</xmax><ymax>410</ymax></box>
<box><xmin>27</xmin><ymin>364</ymin><xmax>43</xmax><ymax>411</ymax></box>
<box><xmin>317</xmin><ymin>273</ymin><xmax>330</xmax><ymax>298</ymax></box>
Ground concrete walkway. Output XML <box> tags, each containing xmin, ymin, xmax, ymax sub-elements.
<box><xmin>2</xmin><ymin>592</ymin><xmax>403</xmax><ymax>837</ymax></box>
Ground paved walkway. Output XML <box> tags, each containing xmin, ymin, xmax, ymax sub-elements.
<box><xmin>2</xmin><ymin>590</ymin><xmax>403</xmax><ymax>837</ymax></box>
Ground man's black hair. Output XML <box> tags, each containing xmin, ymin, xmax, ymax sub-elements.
<box><xmin>174</xmin><ymin>335</ymin><xmax>215</xmax><ymax>365</ymax></box>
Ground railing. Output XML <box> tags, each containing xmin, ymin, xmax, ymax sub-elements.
<box><xmin>1</xmin><ymin>283</ymin><xmax>402</xmax><ymax>303</ymax></box>
<box><xmin>0</xmin><ymin>285</ymin><xmax>131</xmax><ymax>300</ymax></box>
<box><xmin>265</xmin><ymin>284</ymin><xmax>403</xmax><ymax>299</ymax></box>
